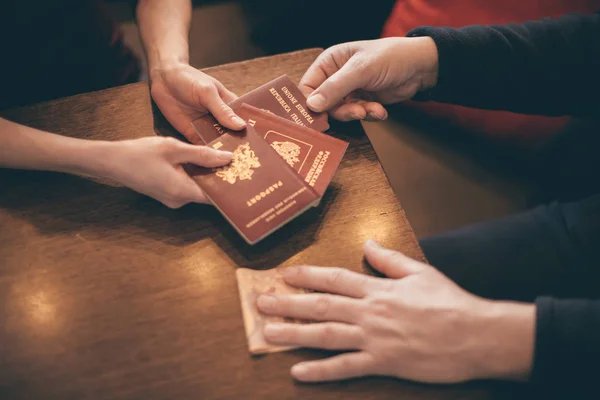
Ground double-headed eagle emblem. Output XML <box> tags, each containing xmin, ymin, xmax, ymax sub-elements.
<box><xmin>216</xmin><ymin>142</ymin><xmax>261</xmax><ymax>184</ymax></box>
<box><xmin>270</xmin><ymin>141</ymin><xmax>301</xmax><ymax>168</ymax></box>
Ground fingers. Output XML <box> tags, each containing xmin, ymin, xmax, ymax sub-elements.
<box><xmin>257</xmin><ymin>293</ymin><xmax>361</xmax><ymax>323</ymax></box>
<box><xmin>216</xmin><ymin>82</ymin><xmax>238</xmax><ymax>104</ymax></box>
<box><xmin>329</xmin><ymin>101</ymin><xmax>387</xmax><ymax>122</ymax></box>
<box><xmin>291</xmin><ymin>352</ymin><xmax>376</xmax><ymax>382</ymax></box>
<box><xmin>299</xmin><ymin>47</ymin><xmax>343</xmax><ymax>98</ymax></box>
<box><xmin>363</xmin><ymin>240</ymin><xmax>427</xmax><ymax>279</ymax></box>
<box><xmin>168</xmin><ymin>141</ymin><xmax>233</xmax><ymax>168</ymax></box>
<box><xmin>360</xmin><ymin>101</ymin><xmax>388</xmax><ymax>121</ymax></box>
<box><xmin>306</xmin><ymin>60</ymin><xmax>368</xmax><ymax>113</ymax></box>
<box><xmin>264</xmin><ymin>322</ymin><xmax>364</xmax><ymax>350</ymax></box>
<box><xmin>165</xmin><ymin>175</ymin><xmax>209</xmax><ymax>208</ymax></box>
<box><xmin>329</xmin><ymin>102</ymin><xmax>367</xmax><ymax>121</ymax></box>
<box><xmin>191</xmin><ymin>80</ymin><xmax>245</xmax><ymax>130</ymax></box>
<box><xmin>281</xmin><ymin>266</ymin><xmax>392</xmax><ymax>298</ymax></box>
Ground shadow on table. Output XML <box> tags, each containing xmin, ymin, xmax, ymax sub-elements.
<box><xmin>211</xmin><ymin>183</ymin><xmax>340</xmax><ymax>270</ymax></box>
<box><xmin>0</xmin><ymin>168</ymin><xmax>337</xmax><ymax>269</ymax></box>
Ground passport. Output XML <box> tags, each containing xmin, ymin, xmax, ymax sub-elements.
<box><xmin>236</xmin><ymin>104</ymin><xmax>348</xmax><ymax>197</ymax></box>
<box><xmin>191</xmin><ymin>75</ymin><xmax>329</xmax><ymax>144</ymax></box>
<box><xmin>189</xmin><ymin>125</ymin><xmax>320</xmax><ymax>245</ymax></box>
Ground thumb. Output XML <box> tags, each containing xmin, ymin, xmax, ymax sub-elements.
<box><xmin>306</xmin><ymin>59</ymin><xmax>367</xmax><ymax>113</ymax></box>
<box><xmin>193</xmin><ymin>82</ymin><xmax>246</xmax><ymax>131</ymax></box>
<box><xmin>363</xmin><ymin>239</ymin><xmax>427</xmax><ymax>279</ymax></box>
<box><xmin>171</xmin><ymin>142</ymin><xmax>233</xmax><ymax>168</ymax></box>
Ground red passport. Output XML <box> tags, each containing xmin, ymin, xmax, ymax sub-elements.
<box><xmin>191</xmin><ymin>75</ymin><xmax>329</xmax><ymax>144</ymax></box>
<box><xmin>236</xmin><ymin>104</ymin><xmax>348</xmax><ymax>197</ymax></box>
<box><xmin>189</xmin><ymin>126</ymin><xmax>320</xmax><ymax>245</ymax></box>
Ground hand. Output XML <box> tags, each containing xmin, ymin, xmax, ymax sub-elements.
<box><xmin>150</xmin><ymin>62</ymin><xmax>246</xmax><ymax>142</ymax></box>
<box><xmin>299</xmin><ymin>37</ymin><xmax>439</xmax><ymax>121</ymax></box>
<box><xmin>103</xmin><ymin>136</ymin><xmax>232</xmax><ymax>208</ymax></box>
<box><xmin>256</xmin><ymin>240</ymin><xmax>535</xmax><ymax>383</ymax></box>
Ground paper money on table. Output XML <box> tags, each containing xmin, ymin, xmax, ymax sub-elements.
<box><xmin>236</xmin><ymin>267</ymin><xmax>308</xmax><ymax>355</ymax></box>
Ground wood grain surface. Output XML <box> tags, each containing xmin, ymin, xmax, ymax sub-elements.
<box><xmin>0</xmin><ymin>49</ymin><xmax>508</xmax><ymax>400</ymax></box>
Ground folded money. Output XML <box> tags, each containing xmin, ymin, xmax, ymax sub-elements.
<box><xmin>236</xmin><ymin>267</ymin><xmax>309</xmax><ymax>355</ymax></box>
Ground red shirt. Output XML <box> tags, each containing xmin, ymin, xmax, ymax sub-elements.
<box><xmin>381</xmin><ymin>0</ymin><xmax>600</xmax><ymax>143</ymax></box>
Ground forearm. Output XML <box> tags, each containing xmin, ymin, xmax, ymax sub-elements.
<box><xmin>0</xmin><ymin>118</ymin><xmax>114</xmax><ymax>178</ymax></box>
<box><xmin>136</xmin><ymin>0</ymin><xmax>192</xmax><ymax>74</ymax></box>
<box><xmin>410</xmin><ymin>13</ymin><xmax>600</xmax><ymax>117</ymax></box>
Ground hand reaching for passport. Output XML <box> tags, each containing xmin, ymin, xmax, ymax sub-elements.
<box><xmin>105</xmin><ymin>137</ymin><xmax>231</xmax><ymax>208</ymax></box>
<box><xmin>150</xmin><ymin>62</ymin><xmax>246</xmax><ymax>142</ymax></box>
<box><xmin>257</xmin><ymin>240</ymin><xmax>535</xmax><ymax>384</ymax></box>
<box><xmin>299</xmin><ymin>37</ymin><xmax>440</xmax><ymax>122</ymax></box>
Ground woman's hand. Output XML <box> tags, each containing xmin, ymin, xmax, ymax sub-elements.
<box><xmin>103</xmin><ymin>136</ymin><xmax>231</xmax><ymax>208</ymax></box>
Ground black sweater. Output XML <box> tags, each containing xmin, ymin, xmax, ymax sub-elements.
<box><xmin>408</xmin><ymin>13</ymin><xmax>600</xmax><ymax>395</ymax></box>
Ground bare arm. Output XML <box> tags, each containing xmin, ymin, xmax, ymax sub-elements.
<box><xmin>0</xmin><ymin>117</ymin><xmax>111</xmax><ymax>176</ymax></box>
<box><xmin>0</xmin><ymin>117</ymin><xmax>232</xmax><ymax>208</ymax></box>
<box><xmin>136</xmin><ymin>0</ymin><xmax>192</xmax><ymax>74</ymax></box>
<box><xmin>136</xmin><ymin>0</ymin><xmax>245</xmax><ymax>141</ymax></box>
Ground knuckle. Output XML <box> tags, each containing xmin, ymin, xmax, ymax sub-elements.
<box><xmin>367</xmin><ymin>296</ymin><xmax>395</xmax><ymax>318</ymax></box>
<box><xmin>159</xmin><ymin>137</ymin><xmax>180</xmax><ymax>153</ymax></box>
<box><xmin>325</xmin><ymin>268</ymin><xmax>347</xmax><ymax>288</ymax></box>
<box><xmin>320</xmin><ymin>324</ymin><xmax>336</xmax><ymax>348</ymax></box>
<box><xmin>192</xmin><ymin>81</ymin><xmax>215</xmax><ymax>102</ymax></box>
<box><xmin>165</xmin><ymin>185</ymin><xmax>189</xmax><ymax>204</ymax></box>
<box><xmin>314</xmin><ymin>295</ymin><xmax>331</xmax><ymax>318</ymax></box>
<box><xmin>163</xmin><ymin>199</ymin><xmax>183</xmax><ymax>209</ymax></box>
<box><xmin>379</xmin><ymin>279</ymin><xmax>395</xmax><ymax>292</ymax></box>
<box><xmin>347</xmin><ymin>55</ymin><xmax>367</xmax><ymax>71</ymax></box>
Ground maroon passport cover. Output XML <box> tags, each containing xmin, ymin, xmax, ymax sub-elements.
<box><xmin>190</xmin><ymin>75</ymin><xmax>329</xmax><ymax>144</ymax></box>
<box><xmin>189</xmin><ymin>126</ymin><xmax>320</xmax><ymax>245</ymax></box>
<box><xmin>236</xmin><ymin>104</ymin><xmax>348</xmax><ymax>197</ymax></box>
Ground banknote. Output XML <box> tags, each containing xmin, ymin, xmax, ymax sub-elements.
<box><xmin>236</xmin><ymin>267</ymin><xmax>308</xmax><ymax>355</ymax></box>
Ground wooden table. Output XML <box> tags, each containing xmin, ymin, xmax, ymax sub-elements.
<box><xmin>0</xmin><ymin>50</ymin><xmax>504</xmax><ymax>399</ymax></box>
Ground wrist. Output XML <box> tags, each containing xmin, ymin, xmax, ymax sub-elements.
<box><xmin>414</xmin><ymin>36</ymin><xmax>439</xmax><ymax>91</ymax></box>
<box><xmin>472</xmin><ymin>300</ymin><xmax>536</xmax><ymax>382</ymax></box>
<box><xmin>66</xmin><ymin>140</ymin><xmax>120</xmax><ymax>180</ymax></box>
<box><xmin>148</xmin><ymin>54</ymin><xmax>189</xmax><ymax>82</ymax></box>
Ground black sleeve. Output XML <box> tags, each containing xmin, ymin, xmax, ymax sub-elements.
<box><xmin>408</xmin><ymin>12</ymin><xmax>600</xmax><ymax>118</ymax></box>
<box><xmin>532</xmin><ymin>297</ymin><xmax>600</xmax><ymax>396</ymax></box>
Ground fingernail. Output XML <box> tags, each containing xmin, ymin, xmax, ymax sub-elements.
<box><xmin>307</xmin><ymin>94</ymin><xmax>326</xmax><ymax>111</ymax></box>
<box><xmin>291</xmin><ymin>363</ymin><xmax>309</xmax><ymax>379</ymax></box>
<box><xmin>232</xmin><ymin>116</ymin><xmax>246</xmax><ymax>128</ymax></box>
<box><xmin>381</xmin><ymin>109</ymin><xmax>389</xmax><ymax>120</ymax></box>
<box><xmin>366</xmin><ymin>239</ymin><xmax>380</xmax><ymax>248</ymax></box>
<box><xmin>257</xmin><ymin>294</ymin><xmax>277</xmax><ymax>311</ymax></box>
<box><xmin>216</xmin><ymin>150</ymin><xmax>233</xmax><ymax>161</ymax></box>
<box><xmin>367</xmin><ymin>111</ymin><xmax>385</xmax><ymax>121</ymax></box>
<box><xmin>264</xmin><ymin>323</ymin><xmax>284</xmax><ymax>338</ymax></box>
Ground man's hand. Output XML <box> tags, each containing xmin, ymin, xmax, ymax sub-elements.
<box><xmin>299</xmin><ymin>37</ymin><xmax>439</xmax><ymax>121</ymax></box>
<box><xmin>150</xmin><ymin>63</ymin><xmax>246</xmax><ymax>143</ymax></box>
<box><xmin>256</xmin><ymin>240</ymin><xmax>535</xmax><ymax>383</ymax></box>
<box><xmin>104</xmin><ymin>136</ymin><xmax>231</xmax><ymax>208</ymax></box>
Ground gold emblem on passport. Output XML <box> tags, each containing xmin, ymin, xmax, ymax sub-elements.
<box><xmin>270</xmin><ymin>141</ymin><xmax>301</xmax><ymax>168</ymax></box>
<box><xmin>216</xmin><ymin>142</ymin><xmax>261</xmax><ymax>184</ymax></box>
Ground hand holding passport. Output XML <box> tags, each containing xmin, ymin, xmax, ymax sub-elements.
<box><xmin>189</xmin><ymin>75</ymin><xmax>348</xmax><ymax>245</ymax></box>
<box><xmin>188</xmin><ymin>75</ymin><xmax>348</xmax><ymax>356</ymax></box>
